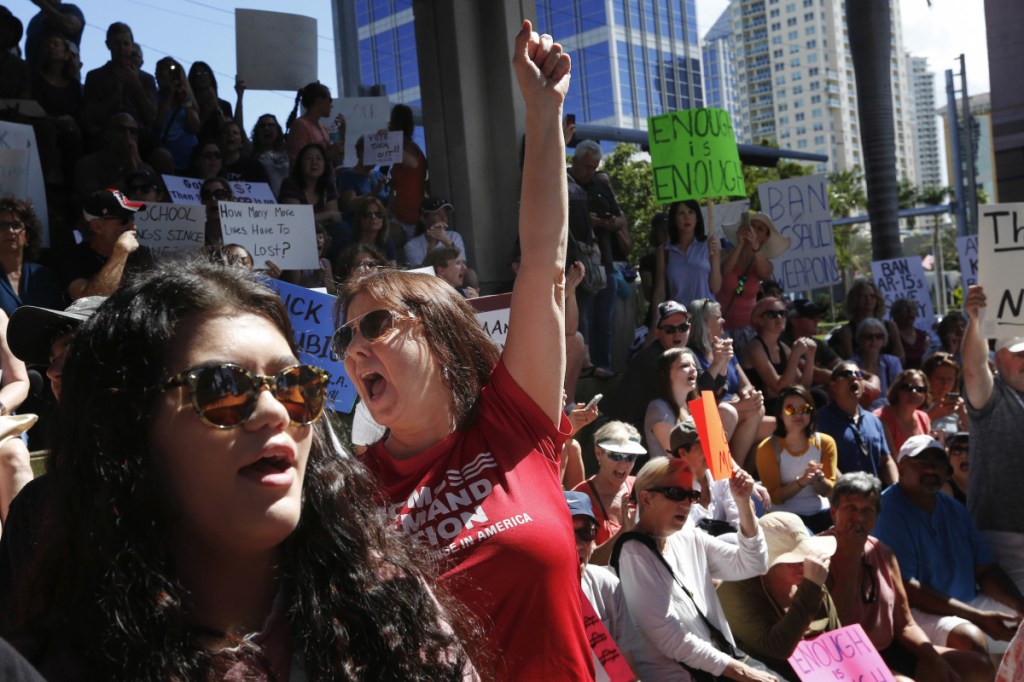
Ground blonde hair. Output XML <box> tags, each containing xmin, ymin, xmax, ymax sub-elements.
<box><xmin>593</xmin><ymin>420</ymin><xmax>642</xmax><ymax>452</ymax></box>
<box><xmin>634</xmin><ymin>456</ymin><xmax>691</xmax><ymax>493</ymax></box>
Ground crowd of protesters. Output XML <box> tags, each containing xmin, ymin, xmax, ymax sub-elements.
<box><xmin>0</xmin><ymin>4</ymin><xmax>1022</xmax><ymax>681</ymax></box>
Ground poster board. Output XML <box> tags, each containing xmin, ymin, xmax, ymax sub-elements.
<box><xmin>0</xmin><ymin>148</ymin><xmax>29</xmax><ymax>200</ymax></box>
<box><xmin>757</xmin><ymin>174</ymin><xmax>840</xmax><ymax>291</ymax></box>
<box><xmin>263</xmin><ymin>279</ymin><xmax>357</xmax><ymax>414</ymax></box>
<box><xmin>702</xmin><ymin>199</ymin><xmax>750</xmax><ymax>242</ymax></box>
<box><xmin>955</xmin><ymin>235</ymin><xmax>978</xmax><ymax>290</ymax></box>
<box><xmin>648</xmin><ymin>108</ymin><xmax>744</xmax><ymax>204</ymax></box>
<box><xmin>687</xmin><ymin>391</ymin><xmax>733</xmax><ymax>480</ymax></box>
<box><xmin>468</xmin><ymin>293</ymin><xmax>512</xmax><ymax>351</ymax></box>
<box><xmin>331</xmin><ymin>97</ymin><xmax>392</xmax><ymax>170</ymax></box>
<box><xmin>977</xmin><ymin>204</ymin><xmax>1024</xmax><ymax>337</ymax></box>
<box><xmin>133</xmin><ymin>202</ymin><xmax>205</xmax><ymax>255</ymax></box>
<box><xmin>787</xmin><ymin>624</ymin><xmax>894</xmax><ymax>681</ymax></box>
<box><xmin>218</xmin><ymin>201</ymin><xmax>319</xmax><ymax>270</ymax></box>
<box><xmin>0</xmin><ymin>121</ymin><xmax>48</xmax><ymax>244</ymax></box>
<box><xmin>870</xmin><ymin>257</ymin><xmax>935</xmax><ymax>333</ymax></box>
<box><xmin>235</xmin><ymin>9</ymin><xmax>317</xmax><ymax>91</ymax></box>
<box><xmin>163</xmin><ymin>175</ymin><xmax>203</xmax><ymax>204</ymax></box>
<box><xmin>363</xmin><ymin>130</ymin><xmax>403</xmax><ymax>166</ymax></box>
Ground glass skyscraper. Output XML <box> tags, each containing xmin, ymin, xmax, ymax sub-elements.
<box><xmin>352</xmin><ymin>0</ymin><xmax>704</xmax><ymax>130</ymax></box>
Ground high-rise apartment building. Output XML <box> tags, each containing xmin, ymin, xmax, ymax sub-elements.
<box><xmin>907</xmin><ymin>55</ymin><xmax>944</xmax><ymax>189</ymax></box>
<box><xmin>939</xmin><ymin>93</ymin><xmax>998</xmax><ymax>203</ymax></box>
<box><xmin>703</xmin><ymin>10</ymin><xmax>747</xmax><ymax>142</ymax></box>
<box><xmin>350</xmin><ymin>0</ymin><xmax>704</xmax><ymax>129</ymax></box>
<box><xmin>722</xmin><ymin>0</ymin><xmax>916</xmax><ymax>181</ymax></box>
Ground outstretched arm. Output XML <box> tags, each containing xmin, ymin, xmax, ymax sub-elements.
<box><xmin>962</xmin><ymin>285</ymin><xmax>994</xmax><ymax>411</ymax></box>
<box><xmin>503</xmin><ymin>21</ymin><xmax>572</xmax><ymax>423</ymax></box>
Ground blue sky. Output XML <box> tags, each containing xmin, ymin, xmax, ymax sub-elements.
<box><xmin>7</xmin><ymin>0</ymin><xmax>989</xmax><ymax>157</ymax></box>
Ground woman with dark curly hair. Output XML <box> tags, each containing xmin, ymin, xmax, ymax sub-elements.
<box><xmin>3</xmin><ymin>258</ymin><xmax>478</xmax><ymax>680</ymax></box>
<box><xmin>0</xmin><ymin>198</ymin><xmax>63</xmax><ymax>316</ymax></box>
<box><xmin>279</xmin><ymin>142</ymin><xmax>342</xmax><ymax>227</ymax></box>
<box><xmin>331</xmin><ymin>22</ymin><xmax>592</xmax><ymax>680</ymax></box>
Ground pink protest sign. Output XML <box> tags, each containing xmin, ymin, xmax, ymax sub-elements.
<box><xmin>787</xmin><ymin>624</ymin><xmax>895</xmax><ymax>681</ymax></box>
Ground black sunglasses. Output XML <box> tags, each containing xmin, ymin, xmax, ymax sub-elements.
<box><xmin>160</xmin><ymin>363</ymin><xmax>329</xmax><ymax>428</ymax></box>
<box><xmin>605</xmin><ymin>452</ymin><xmax>638</xmax><ymax>463</ymax></box>
<box><xmin>762</xmin><ymin>309</ymin><xmax>786</xmax><ymax>319</ymax></box>
<box><xmin>574</xmin><ymin>524</ymin><xmax>598</xmax><ymax>543</ymax></box>
<box><xmin>899</xmin><ymin>383</ymin><xmax>926</xmax><ymax>394</ymax></box>
<box><xmin>201</xmin><ymin>188</ymin><xmax>231</xmax><ymax>201</ymax></box>
<box><xmin>659</xmin><ymin>322</ymin><xmax>691</xmax><ymax>334</ymax></box>
<box><xmin>834</xmin><ymin>369</ymin><xmax>864</xmax><ymax>380</ymax></box>
<box><xmin>331</xmin><ymin>309</ymin><xmax>416</xmax><ymax>361</ymax></box>
<box><xmin>648</xmin><ymin>487</ymin><xmax>701</xmax><ymax>503</ymax></box>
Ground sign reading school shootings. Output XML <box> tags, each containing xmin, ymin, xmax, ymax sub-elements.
<box><xmin>134</xmin><ymin>203</ymin><xmax>205</xmax><ymax>255</ymax></box>
<box><xmin>264</xmin><ymin>279</ymin><xmax>356</xmax><ymax>414</ymax></box>
<box><xmin>218</xmin><ymin>202</ymin><xmax>319</xmax><ymax>270</ymax></box>
<box><xmin>978</xmin><ymin>203</ymin><xmax>1024</xmax><ymax>337</ymax></box>
<box><xmin>648</xmin><ymin>108</ymin><xmax>745</xmax><ymax>204</ymax></box>
<box><xmin>758</xmin><ymin>174</ymin><xmax>840</xmax><ymax>291</ymax></box>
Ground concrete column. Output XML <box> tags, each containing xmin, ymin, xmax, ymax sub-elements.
<box><xmin>412</xmin><ymin>0</ymin><xmax>539</xmax><ymax>290</ymax></box>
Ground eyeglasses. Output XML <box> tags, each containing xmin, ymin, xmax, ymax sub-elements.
<box><xmin>331</xmin><ymin>309</ymin><xmax>416</xmax><ymax>361</ymax></box>
<box><xmin>658</xmin><ymin>322</ymin><xmax>691</xmax><ymax>334</ymax></box>
<box><xmin>648</xmin><ymin>487</ymin><xmax>701</xmax><ymax>503</ymax></box>
<box><xmin>201</xmin><ymin>188</ymin><xmax>231</xmax><ymax>201</ymax></box>
<box><xmin>574</xmin><ymin>524</ymin><xmax>598</xmax><ymax>543</ymax></box>
<box><xmin>782</xmin><ymin>403</ymin><xmax>814</xmax><ymax>416</ymax></box>
<box><xmin>605</xmin><ymin>452</ymin><xmax>638</xmax><ymax>463</ymax></box>
<box><xmin>362</xmin><ymin>211</ymin><xmax>384</xmax><ymax>219</ymax></box>
<box><xmin>159</xmin><ymin>363</ymin><xmax>329</xmax><ymax>428</ymax></box>
<box><xmin>762</xmin><ymin>309</ymin><xmax>786</xmax><ymax>319</ymax></box>
<box><xmin>0</xmin><ymin>221</ymin><xmax>26</xmax><ymax>233</ymax></box>
<box><xmin>734</xmin><ymin>274</ymin><xmax>748</xmax><ymax>296</ymax></box>
<box><xmin>861</xmin><ymin>333</ymin><xmax>885</xmax><ymax>341</ymax></box>
<box><xmin>899</xmin><ymin>383</ymin><xmax>926</xmax><ymax>394</ymax></box>
<box><xmin>834</xmin><ymin>369</ymin><xmax>864</xmax><ymax>380</ymax></box>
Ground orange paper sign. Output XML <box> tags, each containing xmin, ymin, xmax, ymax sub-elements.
<box><xmin>687</xmin><ymin>391</ymin><xmax>734</xmax><ymax>481</ymax></box>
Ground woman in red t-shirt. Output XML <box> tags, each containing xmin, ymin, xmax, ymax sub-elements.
<box><xmin>330</xmin><ymin>23</ymin><xmax>593</xmax><ymax>682</ymax></box>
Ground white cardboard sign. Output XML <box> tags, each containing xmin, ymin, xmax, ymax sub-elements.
<box><xmin>364</xmin><ymin>130</ymin><xmax>403</xmax><ymax>166</ymax></box>
<box><xmin>163</xmin><ymin>174</ymin><xmax>203</xmax><ymax>204</ymax></box>
<box><xmin>977</xmin><ymin>203</ymin><xmax>1024</xmax><ymax>337</ymax></box>
<box><xmin>235</xmin><ymin>9</ymin><xmax>317</xmax><ymax>91</ymax></box>
<box><xmin>955</xmin><ymin>235</ymin><xmax>978</xmax><ymax>290</ymax></box>
<box><xmin>134</xmin><ymin>202</ymin><xmax>206</xmax><ymax>255</ymax></box>
<box><xmin>218</xmin><ymin>202</ymin><xmax>319</xmax><ymax>270</ymax></box>
<box><xmin>758</xmin><ymin>174</ymin><xmax>840</xmax><ymax>291</ymax></box>
<box><xmin>870</xmin><ymin>257</ymin><xmax>935</xmax><ymax>332</ymax></box>
<box><xmin>331</xmin><ymin>97</ymin><xmax>392</xmax><ymax>169</ymax></box>
<box><xmin>0</xmin><ymin>148</ymin><xmax>30</xmax><ymax>200</ymax></box>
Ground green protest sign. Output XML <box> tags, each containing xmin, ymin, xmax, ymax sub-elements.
<box><xmin>648</xmin><ymin>108</ymin><xmax>744</xmax><ymax>204</ymax></box>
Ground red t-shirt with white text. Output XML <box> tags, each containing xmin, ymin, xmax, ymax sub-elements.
<box><xmin>361</xmin><ymin>362</ymin><xmax>594</xmax><ymax>681</ymax></box>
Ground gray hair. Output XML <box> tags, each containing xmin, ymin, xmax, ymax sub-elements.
<box><xmin>687</xmin><ymin>298</ymin><xmax>721</xmax><ymax>358</ymax></box>
<box><xmin>574</xmin><ymin>139</ymin><xmax>603</xmax><ymax>163</ymax></box>
<box><xmin>856</xmin><ymin>316</ymin><xmax>888</xmax><ymax>347</ymax></box>
<box><xmin>831</xmin><ymin>471</ymin><xmax>882</xmax><ymax>511</ymax></box>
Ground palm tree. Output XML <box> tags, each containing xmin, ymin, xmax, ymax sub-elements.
<box><xmin>846</xmin><ymin>0</ymin><xmax>902</xmax><ymax>261</ymax></box>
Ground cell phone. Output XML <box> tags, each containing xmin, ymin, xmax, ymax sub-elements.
<box><xmin>565</xmin><ymin>113</ymin><xmax>575</xmax><ymax>126</ymax></box>
<box><xmin>946</xmin><ymin>392</ymin><xmax>960</xmax><ymax>402</ymax></box>
<box><xmin>584</xmin><ymin>393</ymin><xmax>603</xmax><ymax>410</ymax></box>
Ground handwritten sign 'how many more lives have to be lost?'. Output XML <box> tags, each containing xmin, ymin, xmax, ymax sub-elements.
<box><xmin>218</xmin><ymin>202</ymin><xmax>319</xmax><ymax>270</ymax></box>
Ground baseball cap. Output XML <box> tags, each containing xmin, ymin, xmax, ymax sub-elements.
<box><xmin>657</xmin><ymin>300</ymin><xmax>688</xmax><ymax>323</ymax></box>
<box><xmin>564</xmin><ymin>491</ymin><xmax>597</xmax><ymax>523</ymax></box>
<box><xmin>421</xmin><ymin>197</ymin><xmax>453</xmax><ymax>214</ymax></box>
<box><xmin>897</xmin><ymin>435</ymin><xmax>947</xmax><ymax>464</ymax></box>
<box><xmin>787</xmin><ymin>299</ymin><xmax>825</xmax><ymax>319</ymax></box>
<box><xmin>83</xmin><ymin>188</ymin><xmax>145</xmax><ymax>222</ymax></box>
<box><xmin>996</xmin><ymin>337</ymin><xmax>1024</xmax><ymax>353</ymax></box>
<box><xmin>760</xmin><ymin>512</ymin><xmax>837</xmax><ymax>569</ymax></box>
<box><xmin>669</xmin><ymin>417</ymin><xmax>700</xmax><ymax>453</ymax></box>
<box><xmin>8</xmin><ymin>297</ymin><xmax>107</xmax><ymax>366</ymax></box>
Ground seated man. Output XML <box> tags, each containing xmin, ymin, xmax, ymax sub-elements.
<box><xmin>565</xmin><ymin>491</ymin><xmax>638</xmax><ymax>681</ymax></box>
<box><xmin>873</xmin><ymin>435</ymin><xmax>1023</xmax><ymax>656</ymax></box>
<box><xmin>817</xmin><ymin>362</ymin><xmax>897</xmax><ymax>486</ymax></box>
<box><xmin>821</xmin><ymin>472</ymin><xmax>995</xmax><ymax>680</ymax></box>
<box><xmin>423</xmin><ymin>246</ymin><xmax>477</xmax><ymax>298</ymax></box>
<box><xmin>56</xmin><ymin>189</ymin><xmax>153</xmax><ymax>300</ymax></box>
<box><xmin>402</xmin><ymin>197</ymin><xmax>466</xmax><ymax>268</ymax></box>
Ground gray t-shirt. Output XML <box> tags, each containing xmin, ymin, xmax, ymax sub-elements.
<box><xmin>966</xmin><ymin>375</ymin><xmax>1024</xmax><ymax>533</ymax></box>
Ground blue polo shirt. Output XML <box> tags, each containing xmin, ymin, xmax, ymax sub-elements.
<box><xmin>817</xmin><ymin>403</ymin><xmax>890</xmax><ymax>478</ymax></box>
<box><xmin>873</xmin><ymin>484</ymin><xmax>994</xmax><ymax>603</ymax></box>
